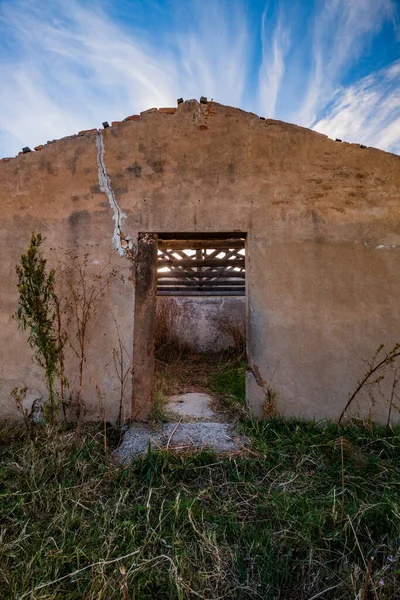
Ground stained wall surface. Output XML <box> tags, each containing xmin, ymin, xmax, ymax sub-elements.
<box><xmin>156</xmin><ymin>297</ymin><xmax>246</xmax><ymax>353</ymax></box>
<box><xmin>1</xmin><ymin>100</ymin><xmax>400</xmax><ymax>423</ymax></box>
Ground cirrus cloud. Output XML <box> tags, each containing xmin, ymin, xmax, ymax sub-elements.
<box><xmin>0</xmin><ymin>0</ymin><xmax>399</xmax><ymax>157</ymax></box>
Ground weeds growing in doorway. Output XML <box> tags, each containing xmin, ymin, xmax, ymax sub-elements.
<box><xmin>154</xmin><ymin>299</ymin><xmax>192</xmax><ymax>362</ymax></box>
<box><xmin>153</xmin><ymin>300</ymin><xmax>247</xmax><ymax>419</ymax></box>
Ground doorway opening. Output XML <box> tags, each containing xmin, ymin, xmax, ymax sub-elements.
<box><xmin>132</xmin><ymin>233</ymin><xmax>247</xmax><ymax>421</ymax></box>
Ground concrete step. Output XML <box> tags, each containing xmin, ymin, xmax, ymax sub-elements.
<box><xmin>112</xmin><ymin>421</ymin><xmax>247</xmax><ymax>462</ymax></box>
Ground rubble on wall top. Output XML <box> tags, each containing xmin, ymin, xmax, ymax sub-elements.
<box><xmin>0</xmin><ymin>97</ymin><xmax>394</xmax><ymax>163</ymax></box>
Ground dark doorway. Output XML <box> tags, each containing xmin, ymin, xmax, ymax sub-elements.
<box><xmin>132</xmin><ymin>233</ymin><xmax>247</xmax><ymax>421</ymax></box>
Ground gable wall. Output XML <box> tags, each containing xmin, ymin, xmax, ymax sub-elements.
<box><xmin>1</xmin><ymin>100</ymin><xmax>399</xmax><ymax>422</ymax></box>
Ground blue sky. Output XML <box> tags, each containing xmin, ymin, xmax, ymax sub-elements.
<box><xmin>0</xmin><ymin>0</ymin><xmax>399</xmax><ymax>157</ymax></box>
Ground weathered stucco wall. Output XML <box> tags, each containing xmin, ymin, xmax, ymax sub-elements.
<box><xmin>1</xmin><ymin>99</ymin><xmax>399</xmax><ymax>423</ymax></box>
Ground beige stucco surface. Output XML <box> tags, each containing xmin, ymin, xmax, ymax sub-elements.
<box><xmin>1</xmin><ymin>100</ymin><xmax>399</xmax><ymax>423</ymax></box>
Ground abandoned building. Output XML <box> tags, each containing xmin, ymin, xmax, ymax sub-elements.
<box><xmin>1</xmin><ymin>99</ymin><xmax>400</xmax><ymax>424</ymax></box>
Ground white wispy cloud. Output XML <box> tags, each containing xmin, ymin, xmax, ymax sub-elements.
<box><xmin>0</xmin><ymin>0</ymin><xmax>399</xmax><ymax>157</ymax></box>
<box><xmin>297</xmin><ymin>0</ymin><xmax>397</xmax><ymax>127</ymax></box>
<box><xmin>259</xmin><ymin>5</ymin><xmax>290</xmax><ymax>118</ymax></box>
<box><xmin>313</xmin><ymin>60</ymin><xmax>400</xmax><ymax>154</ymax></box>
<box><xmin>0</xmin><ymin>0</ymin><xmax>249</xmax><ymax>156</ymax></box>
<box><xmin>174</xmin><ymin>0</ymin><xmax>250</xmax><ymax>108</ymax></box>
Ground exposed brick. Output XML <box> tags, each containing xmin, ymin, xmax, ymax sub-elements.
<box><xmin>140</xmin><ymin>108</ymin><xmax>158</xmax><ymax>115</ymax></box>
<box><xmin>124</xmin><ymin>115</ymin><xmax>140</xmax><ymax>121</ymax></box>
<box><xmin>159</xmin><ymin>108</ymin><xmax>176</xmax><ymax>114</ymax></box>
<box><xmin>34</xmin><ymin>145</ymin><xmax>44</xmax><ymax>151</ymax></box>
<box><xmin>0</xmin><ymin>157</ymin><xmax>13</xmax><ymax>162</ymax></box>
<box><xmin>78</xmin><ymin>129</ymin><xmax>97</xmax><ymax>135</ymax></box>
<box><xmin>112</xmin><ymin>121</ymin><xmax>122</xmax><ymax>126</ymax></box>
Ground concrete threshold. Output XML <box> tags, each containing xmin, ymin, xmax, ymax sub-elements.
<box><xmin>112</xmin><ymin>421</ymin><xmax>247</xmax><ymax>462</ymax></box>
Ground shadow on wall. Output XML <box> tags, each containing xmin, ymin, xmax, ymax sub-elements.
<box><xmin>155</xmin><ymin>296</ymin><xmax>245</xmax><ymax>359</ymax></box>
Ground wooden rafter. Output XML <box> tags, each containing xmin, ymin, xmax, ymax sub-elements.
<box><xmin>157</xmin><ymin>239</ymin><xmax>246</xmax><ymax>296</ymax></box>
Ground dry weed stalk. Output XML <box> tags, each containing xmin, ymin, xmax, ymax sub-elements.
<box><xmin>119</xmin><ymin>566</ymin><xmax>129</xmax><ymax>600</ymax></box>
<box><xmin>154</xmin><ymin>299</ymin><xmax>191</xmax><ymax>362</ymax></box>
<box><xmin>95</xmin><ymin>383</ymin><xmax>109</xmax><ymax>458</ymax></box>
<box><xmin>339</xmin><ymin>343</ymin><xmax>400</xmax><ymax>425</ymax></box>
<box><xmin>361</xmin><ymin>556</ymin><xmax>375</xmax><ymax>600</ymax></box>
<box><xmin>63</xmin><ymin>254</ymin><xmax>116</xmax><ymax>423</ymax></box>
<box><xmin>53</xmin><ymin>274</ymin><xmax>71</xmax><ymax>420</ymax></box>
<box><xmin>214</xmin><ymin>314</ymin><xmax>246</xmax><ymax>359</ymax></box>
<box><xmin>112</xmin><ymin>316</ymin><xmax>134</xmax><ymax>427</ymax></box>
<box><xmin>387</xmin><ymin>367</ymin><xmax>398</xmax><ymax>429</ymax></box>
<box><xmin>10</xmin><ymin>387</ymin><xmax>33</xmax><ymax>439</ymax></box>
<box><xmin>340</xmin><ymin>437</ymin><xmax>345</xmax><ymax>524</ymax></box>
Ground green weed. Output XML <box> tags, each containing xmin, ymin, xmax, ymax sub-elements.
<box><xmin>208</xmin><ymin>359</ymin><xmax>247</xmax><ymax>408</ymax></box>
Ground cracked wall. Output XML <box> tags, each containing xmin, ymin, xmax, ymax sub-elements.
<box><xmin>96</xmin><ymin>131</ymin><xmax>134</xmax><ymax>257</ymax></box>
<box><xmin>1</xmin><ymin>99</ymin><xmax>400</xmax><ymax>423</ymax></box>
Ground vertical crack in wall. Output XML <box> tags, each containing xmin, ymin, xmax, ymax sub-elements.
<box><xmin>247</xmin><ymin>362</ymin><xmax>279</xmax><ymax>416</ymax></box>
<box><xmin>96</xmin><ymin>131</ymin><xmax>134</xmax><ymax>257</ymax></box>
<box><xmin>248</xmin><ymin>363</ymin><xmax>268</xmax><ymax>394</ymax></box>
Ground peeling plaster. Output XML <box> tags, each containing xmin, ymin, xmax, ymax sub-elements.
<box><xmin>246</xmin><ymin>364</ymin><xmax>281</xmax><ymax>418</ymax></box>
<box><xmin>248</xmin><ymin>363</ymin><xmax>268</xmax><ymax>393</ymax></box>
<box><xmin>363</xmin><ymin>242</ymin><xmax>398</xmax><ymax>250</ymax></box>
<box><xmin>96</xmin><ymin>131</ymin><xmax>134</xmax><ymax>257</ymax></box>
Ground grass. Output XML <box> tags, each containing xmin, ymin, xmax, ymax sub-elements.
<box><xmin>155</xmin><ymin>354</ymin><xmax>220</xmax><ymax>398</ymax></box>
<box><xmin>208</xmin><ymin>358</ymin><xmax>247</xmax><ymax>409</ymax></box>
<box><xmin>153</xmin><ymin>299</ymin><xmax>247</xmax><ymax>417</ymax></box>
<box><xmin>154</xmin><ymin>351</ymin><xmax>247</xmax><ymax>415</ymax></box>
<box><xmin>1</xmin><ymin>411</ymin><xmax>399</xmax><ymax>599</ymax></box>
<box><xmin>152</xmin><ymin>353</ymin><xmax>224</xmax><ymax>421</ymax></box>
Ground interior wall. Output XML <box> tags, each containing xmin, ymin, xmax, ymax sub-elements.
<box><xmin>156</xmin><ymin>296</ymin><xmax>245</xmax><ymax>353</ymax></box>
